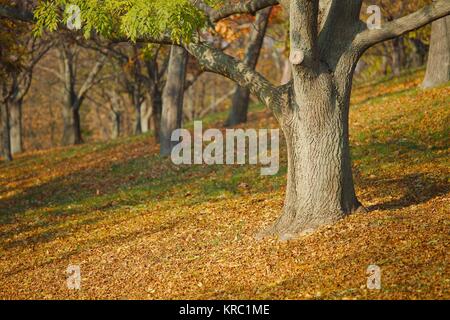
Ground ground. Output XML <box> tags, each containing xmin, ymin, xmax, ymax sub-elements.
<box><xmin>0</xmin><ymin>70</ymin><xmax>449</xmax><ymax>299</ymax></box>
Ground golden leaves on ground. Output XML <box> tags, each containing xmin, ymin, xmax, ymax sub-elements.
<box><xmin>0</xmin><ymin>70</ymin><xmax>449</xmax><ymax>299</ymax></box>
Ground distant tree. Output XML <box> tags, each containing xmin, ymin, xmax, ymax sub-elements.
<box><xmin>9</xmin><ymin>37</ymin><xmax>51</xmax><ymax>154</ymax></box>
<box><xmin>58</xmin><ymin>41</ymin><xmax>105</xmax><ymax>145</ymax></box>
<box><xmin>225</xmin><ymin>7</ymin><xmax>272</xmax><ymax>126</ymax></box>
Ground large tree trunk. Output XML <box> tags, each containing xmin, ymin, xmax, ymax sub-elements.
<box><xmin>61</xmin><ymin>103</ymin><xmax>82</xmax><ymax>146</ymax></box>
<box><xmin>261</xmin><ymin>70</ymin><xmax>364</xmax><ymax>239</ymax></box>
<box><xmin>225</xmin><ymin>7</ymin><xmax>272</xmax><ymax>126</ymax></box>
<box><xmin>422</xmin><ymin>15</ymin><xmax>450</xmax><ymax>88</ymax></box>
<box><xmin>0</xmin><ymin>101</ymin><xmax>12</xmax><ymax>161</ymax></box>
<box><xmin>9</xmin><ymin>98</ymin><xmax>23</xmax><ymax>154</ymax></box>
<box><xmin>160</xmin><ymin>46</ymin><xmax>188</xmax><ymax>156</ymax></box>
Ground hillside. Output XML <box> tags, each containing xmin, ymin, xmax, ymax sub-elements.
<box><xmin>0</xmin><ymin>70</ymin><xmax>449</xmax><ymax>299</ymax></box>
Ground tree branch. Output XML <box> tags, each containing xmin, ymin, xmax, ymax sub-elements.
<box><xmin>186</xmin><ymin>41</ymin><xmax>278</xmax><ymax>111</ymax></box>
<box><xmin>191</xmin><ymin>0</ymin><xmax>278</xmax><ymax>22</ymax></box>
<box><xmin>354</xmin><ymin>0</ymin><xmax>450</xmax><ymax>50</ymax></box>
<box><xmin>290</xmin><ymin>0</ymin><xmax>319</xmax><ymax>67</ymax></box>
<box><xmin>77</xmin><ymin>56</ymin><xmax>107</xmax><ymax>101</ymax></box>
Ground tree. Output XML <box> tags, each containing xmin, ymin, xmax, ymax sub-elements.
<box><xmin>160</xmin><ymin>45</ymin><xmax>188</xmax><ymax>156</ymax></box>
<box><xmin>0</xmin><ymin>94</ymin><xmax>12</xmax><ymax>161</ymax></box>
<box><xmin>106</xmin><ymin>89</ymin><xmax>123</xmax><ymax>139</ymax></box>
<box><xmin>38</xmin><ymin>39</ymin><xmax>106</xmax><ymax>145</ymax></box>
<box><xmin>7</xmin><ymin>37</ymin><xmax>51</xmax><ymax>154</ymax></box>
<box><xmin>225</xmin><ymin>6</ymin><xmax>272</xmax><ymax>126</ymax></box>
<box><xmin>422</xmin><ymin>15</ymin><xmax>450</xmax><ymax>88</ymax></box>
<box><xmin>58</xmin><ymin>42</ymin><xmax>105</xmax><ymax>145</ymax></box>
<box><xmin>3</xmin><ymin>0</ymin><xmax>450</xmax><ymax>238</ymax></box>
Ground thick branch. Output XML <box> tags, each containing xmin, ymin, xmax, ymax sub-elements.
<box><xmin>355</xmin><ymin>0</ymin><xmax>450</xmax><ymax>50</ymax></box>
<box><xmin>186</xmin><ymin>42</ymin><xmax>278</xmax><ymax>111</ymax></box>
<box><xmin>290</xmin><ymin>0</ymin><xmax>319</xmax><ymax>67</ymax></box>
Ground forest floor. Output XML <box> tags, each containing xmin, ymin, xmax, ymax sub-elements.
<box><xmin>0</xmin><ymin>70</ymin><xmax>449</xmax><ymax>299</ymax></box>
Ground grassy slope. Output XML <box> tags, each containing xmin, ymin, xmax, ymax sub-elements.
<box><xmin>0</xmin><ymin>70</ymin><xmax>449</xmax><ymax>299</ymax></box>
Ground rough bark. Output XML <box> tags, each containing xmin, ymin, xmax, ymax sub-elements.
<box><xmin>9</xmin><ymin>98</ymin><xmax>23</xmax><ymax>154</ymax></box>
<box><xmin>261</xmin><ymin>74</ymin><xmax>364</xmax><ymax>239</ymax></box>
<box><xmin>225</xmin><ymin>7</ymin><xmax>272</xmax><ymax>126</ymax></box>
<box><xmin>422</xmin><ymin>15</ymin><xmax>450</xmax><ymax>88</ymax></box>
<box><xmin>160</xmin><ymin>46</ymin><xmax>188</xmax><ymax>156</ymax></box>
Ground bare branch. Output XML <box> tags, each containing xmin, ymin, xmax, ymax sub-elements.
<box><xmin>186</xmin><ymin>41</ymin><xmax>278</xmax><ymax>111</ymax></box>
<box><xmin>354</xmin><ymin>0</ymin><xmax>450</xmax><ymax>50</ymax></box>
<box><xmin>191</xmin><ymin>0</ymin><xmax>278</xmax><ymax>22</ymax></box>
<box><xmin>77</xmin><ymin>55</ymin><xmax>107</xmax><ymax>101</ymax></box>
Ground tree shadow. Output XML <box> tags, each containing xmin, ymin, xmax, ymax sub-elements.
<box><xmin>365</xmin><ymin>173</ymin><xmax>448</xmax><ymax>211</ymax></box>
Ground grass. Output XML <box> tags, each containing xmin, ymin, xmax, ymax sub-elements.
<box><xmin>0</xmin><ymin>69</ymin><xmax>449</xmax><ymax>299</ymax></box>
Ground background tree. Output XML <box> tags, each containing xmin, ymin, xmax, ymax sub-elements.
<box><xmin>7</xmin><ymin>36</ymin><xmax>51</xmax><ymax>154</ymax></box>
<box><xmin>225</xmin><ymin>6</ymin><xmax>272</xmax><ymax>126</ymax></box>
<box><xmin>39</xmin><ymin>38</ymin><xmax>106</xmax><ymax>145</ymax></box>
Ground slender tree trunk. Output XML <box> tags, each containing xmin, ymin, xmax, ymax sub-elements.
<box><xmin>225</xmin><ymin>7</ymin><xmax>272</xmax><ymax>126</ymax></box>
<box><xmin>133</xmin><ymin>87</ymin><xmax>143</xmax><ymax>135</ymax></box>
<box><xmin>0</xmin><ymin>101</ymin><xmax>12</xmax><ymax>161</ymax></box>
<box><xmin>134</xmin><ymin>106</ymin><xmax>142</xmax><ymax>134</ymax></box>
<box><xmin>422</xmin><ymin>15</ymin><xmax>450</xmax><ymax>88</ymax></box>
<box><xmin>160</xmin><ymin>46</ymin><xmax>188</xmax><ymax>156</ymax></box>
<box><xmin>61</xmin><ymin>102</ymin><xmax>82</xmax><ymax>145</ymax></box>
<box><xmin>9</xmin><ymin>98</ymin><xmax>23</xmax><ymax>154</ymax></box>
<box><xmin>110</xmin><ymin>111</ymin><xmax>121</xmax><ymax>139</ymax></box>
<box><xmin>409</xmin><ymin>38</ymin><xmax>427</xmax><ymax>68</ymax></box>
<box><xmin>151</xmin><ymin>88</ymin><xmax>162</xmax><ymax>139</ymax></box>
<box><xmin>108</xmin><ymin>90</ymin><xmax>122</xmax><ymax>139</ymax></box>
<box><xmin>226</xmin><ymin>86</ymin><xmax>252</xmax><ymax>126</ymax></box>
<box><xmin>391</xmin><ymin>37</ymin><xmax>404</xmax><ymax>76</ymax></box>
